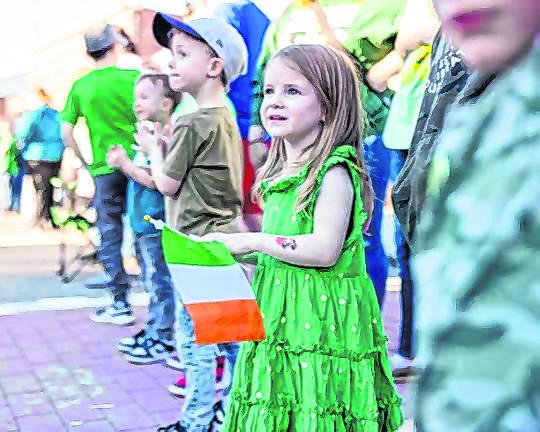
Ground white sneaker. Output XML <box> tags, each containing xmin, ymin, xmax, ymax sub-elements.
<box><xmin>165</xmin><ymin>355</ymin><xmax>185</xmax><ymax>371</ymax></box>
<box><xmin>390</xmin><ymin>353</ymin><xmax>414</xmax><ymax>376</ymax></box>
<box><xmin>117</xmin><ymin>329</ymin><xmax>147</xmax><ymax>353</ymax></box>
<box><xmin>90</xmin><ymin>301</ymin><xmax>135</xmax><ymax>326</ymax></box>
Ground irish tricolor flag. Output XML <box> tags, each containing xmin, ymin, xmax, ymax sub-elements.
<box><xmin>156</xmin><ymin>220</ymin><xmax>265</xmax><ymax>345</ymax></box>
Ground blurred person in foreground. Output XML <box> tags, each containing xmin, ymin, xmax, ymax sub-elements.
<box><xmin>413</xmin><ymin>0</ymin><xmax>540</xmax><ymax>430</ymax></box>
<box><xmin>61</xmin><ymin>24</ymin><xmax>139</xmax><ymax>325</ymax></box>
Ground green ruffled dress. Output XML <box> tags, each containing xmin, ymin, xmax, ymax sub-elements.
<box><xmin>225</xmin><ymin>145</ymin><xmax>403</xmax><ymax>431</ymax></box>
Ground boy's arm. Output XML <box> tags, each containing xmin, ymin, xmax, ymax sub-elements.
<box><xmin>62</xmin><ymin>123</ymin><xmax>89</xmax><ymax>167</ymax></box>
<box><xmin>148</xmin><ymin>145</ymin><xmax>180</xmax><ymax>196</ymax></box>
<box><xmin>147</xmin><ymin>123</ymin><xmax>199</xmax><ymax>197</ymax></box>
<box><xmin>119</xmin><ymin>160</ymin><xmax>155</xmax><ymax>189</ymax></box>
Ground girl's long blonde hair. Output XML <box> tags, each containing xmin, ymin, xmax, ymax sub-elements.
<box><xmin>254</xmin><ymin>44</ymin><xmax>373</xmax><ymax>217</ymax></box>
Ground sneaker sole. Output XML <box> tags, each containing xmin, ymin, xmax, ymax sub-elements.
<box><xmin>91</xmin><ymin>314</ymin><xmax>136</xmax><ymax>326</ymax></box>
<box><xmin>165</xmin><ymin>360</ymin><xmax>186</xmax><ymax>371</ymax></box>
<box><xmin>168</xmin><ymin>384</ymin><xmax>187</xmax><ymax>398</ymax></box>
<box><xmin>118</xmin><ymin>344</ymin><xmax>135</xmax><ymax>354</ymax></box>
<box><xmin>124</xmin><ymin>354</ymin><xmax>171</xmax><ymax>365</ymax></box>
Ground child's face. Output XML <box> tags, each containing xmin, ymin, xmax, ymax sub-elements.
<box><xmin>134</xmin><ymin>79</ymin><xmax>165</xmax><ymax>122</ymax></box>
<box><xmin>434</xmin><ymin>0</ymin><xmax>540</xmax><ymax>72</ymax></box>
<box><xmin>261</xmin><ymin>57</ymin><xmax>323</xmax><ymax>147</ymax></box>
<box><xmin>168</xmin><ymin>31</ymin><xmax>217</xmax><ymax>93</ymax></box>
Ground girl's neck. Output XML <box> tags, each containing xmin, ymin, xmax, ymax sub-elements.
<box><xmin>283</xmin><ymin>128</ymin><xmax>321</xmax><ymax>166</ymax></box>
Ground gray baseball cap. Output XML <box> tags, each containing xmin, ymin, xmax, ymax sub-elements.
<box><xmin>152</xmin><ymin>14</ymin><xmax>248</xmax><ymax>86</ymax></box>
<box><xmin>84</xmin><ymin>24</ymin><xmax>116</xmax><ymax>53</ymax></box>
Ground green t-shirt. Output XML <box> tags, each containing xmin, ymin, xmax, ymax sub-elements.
<box><xmin>61</xmin><ymin>66</ymin><xmax>139</xmax><ymax>177</ymax></box>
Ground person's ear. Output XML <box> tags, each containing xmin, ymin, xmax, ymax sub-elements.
<box><xmin>207</xmin><ymin>57</ymin><xmax>225</xmax><ymax>80</ymax></box>
<box><xmin>162</xmin><ymin>98</ymin><xmax>173</xmax><ymax>114</ymax></box>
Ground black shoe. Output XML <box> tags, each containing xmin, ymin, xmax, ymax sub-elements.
<box><xmin>90</xmin><ymin>301</ymin><xmax>135</xmax><ymax>326</ymax></box>
<box><xmin>207</xmin><ymin>401</ymin><xmax>224</xmax><ymax>432</ymax></box>
<box><xmin>124</xmin><ymin>337</ymin><xmax>175</xmax><ymax>365</ymax></box>
<box><xmin>84</xmin><ymin>273</ymin><xmax>113</xmax><ymax>290</ymax></box>
<box><xmin>157</xmin><ymin>421</ymin><xmax>185</xmax><ymax>431</ymax></box>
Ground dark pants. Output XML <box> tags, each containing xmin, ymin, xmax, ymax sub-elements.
<box><xmin>363</xmin><ymin>135</ymin><xmax>391</xmax><ymax>306</ymax></box>
<box><xmin>9</xmin><ymin>155</ymin><xmax>25</xmax><ymax>212</ymax></box>
<box><xmin>391</xmin><ymin>150</ymin><xmax>415</xmax><ymax>359</ymax></box>
<box><xmin>26</xmin><ymin>160</ymin><xmax>61</xmax><ymax>224</ymax></box>
<box><xmin>93</xmin><ymin>172</ymin><xmax>129</xmax><ymax>302</ymax></box>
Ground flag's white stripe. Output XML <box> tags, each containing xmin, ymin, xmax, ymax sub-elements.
<box><xmin>169</xmin><ymin>263</ymin><xmax>255</xmax><ymax>304</ymax></box>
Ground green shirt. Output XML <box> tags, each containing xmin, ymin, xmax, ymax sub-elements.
<box><xmin>414</xmin><ymin>42</ymin><xmax>540</xmax><ymax>431</ymax></box>
<box><xmin>61</xmin><ymin>66</ymin><xmax>138</xmax><ymax>177</ymax></box>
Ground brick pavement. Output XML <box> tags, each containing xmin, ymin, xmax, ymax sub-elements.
<box><xmin>0</xmin><ymin>294</ymin><xmax>415</xmax><ymax>432</ymax></box>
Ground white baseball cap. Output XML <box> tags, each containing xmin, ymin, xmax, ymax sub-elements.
<box><xmin>152</xmin><ymin>14</ymin><xmax>248</xmax><ymax>86</ymax></box>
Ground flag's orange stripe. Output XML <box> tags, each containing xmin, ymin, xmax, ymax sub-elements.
<box><xmin>186</xmin><ymin>300</ymin><xmax>266</xmax><ymax>345</ymax></box>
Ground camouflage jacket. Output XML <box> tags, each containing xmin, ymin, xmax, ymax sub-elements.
<box><xmin>413</xmin><ymin>40</ymin><xmax>540</xmax><ymax>431</ymax></box>
<box><xmin>392</xmin><ymin>32</ymin><xmax>470</xmax><ymax>244</ymax></box>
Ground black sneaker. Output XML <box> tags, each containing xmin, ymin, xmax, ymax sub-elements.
<box><xmin>90</xmin><ymin>301</ymin><xmax>135</xmax><ymax>326</ymax></box>
<box><xmin>117</xmin><ymin>328</ymin><xmax>147</xmax><ymax>353</ymax></box>
<box><xmin>124</xmin><ymin>337</ymin><xmax>175</xmax><ymax>365</ymax></box>
<box><xmin>208</xmin><ymin>401</ymin><xmax>224</xmax><ymax>432</ymax></box>
<box><xmin>157</xmin><ymin>421</ymin><xmax>185</xmax><ymax>431</ymax></box>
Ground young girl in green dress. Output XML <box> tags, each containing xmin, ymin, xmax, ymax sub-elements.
<box><xmin>204</xmin><ymin>44</ymin><xmax>403</xmax><ymax>432</ymax></box>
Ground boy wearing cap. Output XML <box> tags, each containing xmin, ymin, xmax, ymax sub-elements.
<box><xmin>61</xmin><ymin>24</ymin><xmax>138</xmax><ymax>325</ymax></box>
<box><xmin>146</xmin><ymin>14</ymin><xmax>248</xmax><ymax>432</ymax></box>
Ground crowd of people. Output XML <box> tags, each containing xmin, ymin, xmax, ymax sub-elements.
<box><xmin>1</xmin><ymin>0</ymin><xmax>539</xmax><ymax>430</ymax></box>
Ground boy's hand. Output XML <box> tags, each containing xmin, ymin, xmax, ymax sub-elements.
<box><xmin>202</xmin><ymin>232</ymin><xmax>257</xmax><ymax>255</ymax></box>
<box><xmin>106</xmin><ymin>146</ymin><xmax>128</xmax><ymax>169</ymax></box>
<box><xmin>136</xmin><ymin>121</ymin><xmax>160</xmax><ymax>155</ymax></box>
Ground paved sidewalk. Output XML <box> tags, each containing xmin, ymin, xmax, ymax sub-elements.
<box><xmin>0</xmin><ymin>308</ymin><xmax>184</xmax><ymax>432</ymax></box>
<box><xmin>0</xmin><ymin>293</ymin><xmax>414</xmax><ymax>432</ymax></box>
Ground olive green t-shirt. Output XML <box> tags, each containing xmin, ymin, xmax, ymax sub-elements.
<box><xmin>164</xmin><ymin>107</ymin><xmax>243</xmax><ymax>236</ymax></box>
<box><xmin>61</xmin><ymin>66</ymin><xmax>138</xmax><ymax>177</ymax></box>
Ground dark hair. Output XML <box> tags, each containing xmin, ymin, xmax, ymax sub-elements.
<box><xmin>87</xmin><ymin>44</ymin><xmax>114</xmax><ymax>61</ymax></box>
<box><xmin>117</xmin><ymin>28</ymin><xmax>138</xmax><ymax>55</ymax></box>
<box><xmin>137</xmin><ymin>74</ymin><xmax>181</xmax><ymax>113</ymax></box>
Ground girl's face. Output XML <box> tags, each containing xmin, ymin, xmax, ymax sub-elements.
<box><xmin>134</xmin><ymin>79</ymin><xmax>165</xmax><ymax>122</ymax></box>
<box><xmin>434</xmin><ymin>0</ymin><xmax>540</xmax><ymax>72</ymax></box>
<box><xmin>261</xmin><ymin>57</ymin><xmax>323</xmax><ymax>148</ymax></box>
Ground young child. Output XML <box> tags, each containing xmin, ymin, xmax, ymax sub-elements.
<box><xmin>106</xmin><ymin>74</ymin><xmax>183</xmax><ymax>364</ymax></box>
<box><xmin>412</xmin><ymin>1</ymin><xmax>540</xmax><ymax>431</ymax></box>
<box><xmin>204</xmin><ymin>44</ymin><xmax>404</xmax><ymax>431</ymax></box>
<box><xmin>147</xmin><ymin>15</ymin><xmax>248</xmax><ymax>432</ymax></box>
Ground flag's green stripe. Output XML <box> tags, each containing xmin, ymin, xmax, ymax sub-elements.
<box><xmin>162</xmin><ymin>226</ymin><xmax>236</xmax><ymax>267</ymax></box>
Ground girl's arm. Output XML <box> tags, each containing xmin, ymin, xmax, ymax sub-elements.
<box><xmin>205</xmin><ymin>166</ymin><xmax>354</xmax><ymax>267</ymax></box>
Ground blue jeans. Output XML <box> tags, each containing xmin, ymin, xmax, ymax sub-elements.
<box><xmin>93</xmin><ymin>172</ymin><xmax>129</xmax><ymax>302</ymax></box>
<box><xmin>175</xmin><ymin>295</ymin><xmax>239</xmax><ymax>431</ymax></box>
<box><xmin>391</xmin><ymin>150</ymin><xmax>415</xmax><ymax>358</ymax></box>
<box><xmin>9</xmin><ymin>156</ymin><xmax>25</xmax><ymax>212</ymax></box>
<box><xmin>135</xmin><ymin>232</ymin><xmax>175</xmax><ymax>341</ymax></box>
<box><xmin>363</xmin><ymin>135</ymin><xmax>391</xmax><ymax>306</ymax></box>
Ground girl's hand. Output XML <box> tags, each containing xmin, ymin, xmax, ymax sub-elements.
<box><xmin>202</xmin><ymin>233</ymin><xmax>257</xmax><ymax>255</ymax></box>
